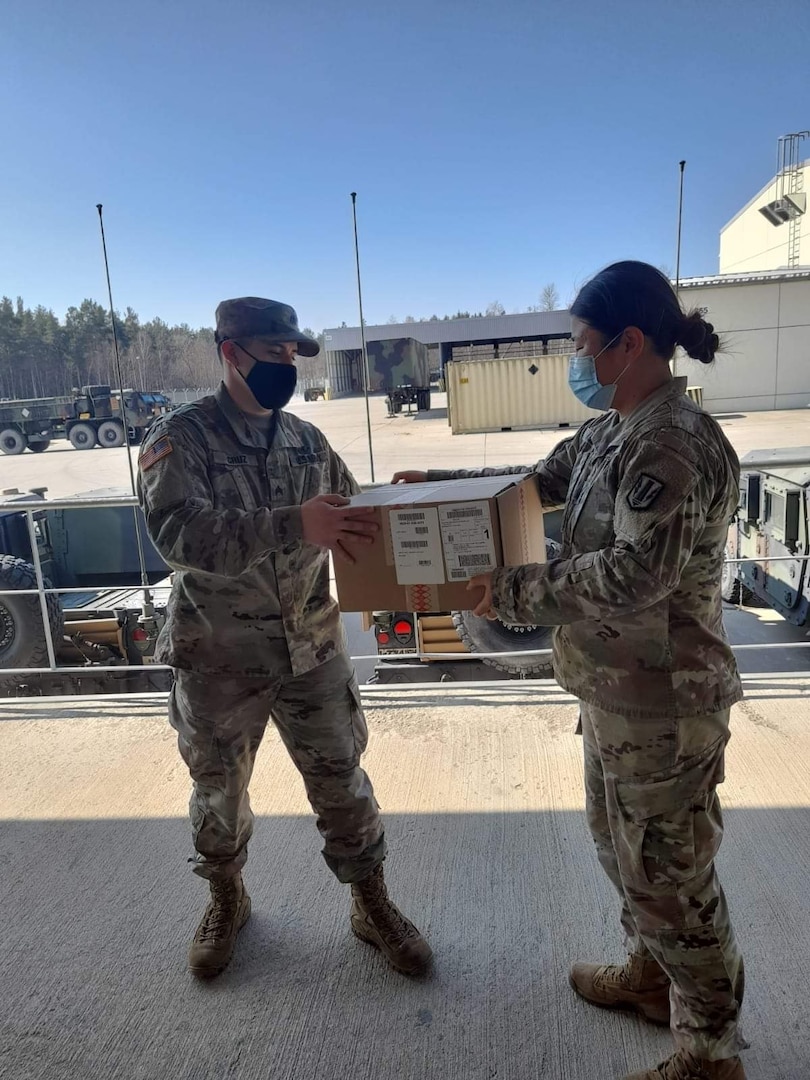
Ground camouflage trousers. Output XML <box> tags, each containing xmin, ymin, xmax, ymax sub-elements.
<box><xmin>580</xmin><ymin>702</ymin><xmax>747</xmax><ymax>1060</ymax></box>
<box><xmin>168</xmin><ymin>652</ymin><xmax>386</xmax><ymax>884</ymax></box>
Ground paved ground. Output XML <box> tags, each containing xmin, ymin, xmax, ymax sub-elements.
<box><xmin>1</xmin><ymin>677</ymin><xmax>808</xmax><ymax>1080</ymax></box>
<box><xmin>2</xmin><ymin>392</ymin><xmax>810</xmax><ymax>496</ymax></box>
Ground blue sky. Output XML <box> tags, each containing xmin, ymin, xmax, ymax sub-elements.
<box><xmin>2</xmin><ymin>0</ymin><xmax>809</xmax><ymax>332</ymax></box>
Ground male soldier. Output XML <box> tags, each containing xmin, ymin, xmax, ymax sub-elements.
<box><xmin>138</xmin><ymin>297</ymin><xmax>431</xmax><ymax>980</ymax></box>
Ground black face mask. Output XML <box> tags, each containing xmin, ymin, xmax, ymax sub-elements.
<box><xmin>238</xmin><ymin>346</ymin><xmax>298</xmax><ymax>411</ymax></box>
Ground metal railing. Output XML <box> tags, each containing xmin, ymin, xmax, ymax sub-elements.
<box><xmin>1</xmin><ymin>491</ymin><xmax>810</xmax><ymax>687</ymax></box>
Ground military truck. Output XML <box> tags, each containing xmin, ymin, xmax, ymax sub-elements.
<box><xmin>366</xmin><ymin>338</ymin><xmax>432</xmax><ymax>415</ymax></box>
<box><xmin>723</xmin><ymin>447</ymin><xmax>810</xmax><ymax>624</ymax></box>
<box><xmin>0</xmin><ymin>385</ymin><xmax>171</xmax><ymax>454</ymax></box>
<box><xmin>0</xmin><ymin>487</ymin><xmax>172</xmax><ymax>696</ymax></box>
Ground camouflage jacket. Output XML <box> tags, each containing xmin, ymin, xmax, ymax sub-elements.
<box><xmin>428</xmin><ymin>378</ymin><xmax>743</xmax><ymax>719</ymax></box>
<box><xmin>137</xmin><ymin>384</ymin><xmax>359</xmax><ymax>678</ymax></box>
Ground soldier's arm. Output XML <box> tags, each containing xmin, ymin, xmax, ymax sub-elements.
<box><xmin>137</xmin><ymin>419</ymin><xmax>302</xmax><ymax>578</ymax></box>
<box><xmin>490</xmin><ymin>434</ymin><xmax>707</xmax><ymax>625</ymax></box>
<box><xmin>426</xmin><ymin>430</ymin><xmax>581</xmax><ymax>505</ymax></box>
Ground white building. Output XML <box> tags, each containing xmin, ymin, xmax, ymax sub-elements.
<box><xmin>676</xmin><ymin>269</ymin><xmax>810</xmax><ymax>413</ymax></box>
<box><xmin>720</xmin><ymin>160</ymin><xmax>810</xmax><ymax>274</ymax></box>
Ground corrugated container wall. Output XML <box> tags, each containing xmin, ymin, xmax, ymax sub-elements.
<box><xmin>447</xmin><ymin>357</ymin><xmax>599</xmax><ymax>435</ymax></box>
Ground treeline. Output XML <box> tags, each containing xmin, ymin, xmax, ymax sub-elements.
<box><xmin>0</xmin><ymin>284</ymin><xmax>563</xmax><ymax>402</ymax></box>
<box><xmin>0</xmin><ymin>297</ymin><xmax>225</xmax><ymax>400</ymax></box>
<box><xmin>0</xmin><ymin>296</ymin><xmax>329</xmax><ymax>399</ymax></box>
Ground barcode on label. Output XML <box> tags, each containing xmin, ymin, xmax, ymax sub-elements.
<box><xmin>397</xmin><ymin>512</ymin><xmax>426</xmax><ymax>522</ymax></box>
<box><xmin>450</xmin><ymin>569</ymin><xmax>468</xmax><ymax>579</ymax></box>
<box><xmin>458</xmin><ymin>553</ymin><xmax>492</xmax><ymax>567</ymax></box>
<box><xmin>418</xmin><ymin>560</ymin><xmax>432</xmax><ymax>566</ymax></box>
<box><xmin>414</xmin><ymin>526</ymin><xmax>429</xmax><ymax>535</ymax></box>
<box><xmin>445</xmin><ymin>508</ymin><xmax>485</xmax><ymax>519</ymax></box>
<box><xmin>401</xmin><ymin>540</ymin><xmax>429</xmax><ymax>549</ymax></box>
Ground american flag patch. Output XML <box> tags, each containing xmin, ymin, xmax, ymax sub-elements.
<box><xmin>139</xmin><ymin>435</ymin><xmax>173</xmax><ymax>471</ymax></box>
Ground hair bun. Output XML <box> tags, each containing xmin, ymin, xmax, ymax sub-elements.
<box><xmin>677</xmin><ymin>310</ymin><xmax>720</xmax><ymax>364</ymax></box>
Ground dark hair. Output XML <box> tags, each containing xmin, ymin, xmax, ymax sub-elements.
<box><xmin>570</xmin><ymin>260</ymin><xmax>720</xmax><ymax>365</ymax></box>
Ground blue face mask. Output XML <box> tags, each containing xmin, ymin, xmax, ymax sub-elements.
<box><xmin>567</xmin><ymin>333</ymin><xmax>627</xmax><ymax>411</ymax></box>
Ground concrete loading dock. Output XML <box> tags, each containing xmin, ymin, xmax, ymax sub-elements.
<box><xmin>2</xmin><ymin>678</ymin><xmax>808</xmax><ymax>1079</ymax></box>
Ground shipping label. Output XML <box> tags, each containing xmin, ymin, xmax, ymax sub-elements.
<box><xmin>438</xmin><ymin>501</ymin><xmax>497</xmax><ymax>580</ymax></box>
<box><xmin>389</xmin><ymin>507</ymin><xmax>445</xmax><ymax>585</ymax></box>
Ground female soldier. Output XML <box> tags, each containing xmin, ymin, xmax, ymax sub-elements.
<box><xmin>393</xmin><ymin>262</ymin><xmax>746</xmax><ymax>1080</ymax></box>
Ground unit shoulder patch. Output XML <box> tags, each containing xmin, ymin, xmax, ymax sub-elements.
<box><xmin>627</xmin><ymin>473</ymin><xmax>664</xmax><ymax>511</ymax></box>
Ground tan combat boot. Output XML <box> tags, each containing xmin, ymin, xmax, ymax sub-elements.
<box><xmin>188</xmin><ymin>874</ymin><xmax>251</xmax><ymax>979</ymax></box>
<box><xmin>350</xmin><ymin>864</ymin><xmax>432</xmax><ymax>975</ymax></box>
<box><xmin>623</xmin><ymin>1049</ymin><xmax>746</xmax><ymax>1079</ymax></box>
<box><xmin>570</xmin><ymin>952</ymin><xmax>671</xmax><ymax>1025</ymax></box>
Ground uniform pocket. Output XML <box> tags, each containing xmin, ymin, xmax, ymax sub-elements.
<box><xmin>612</xmin><ymin>737</ymin><xmax>726</xmax><ymax>891</ymax></box>
<box><xmin>347</xmin><ymin>675</ymin><xmax>369</xmax><ymax>758</ymax></box>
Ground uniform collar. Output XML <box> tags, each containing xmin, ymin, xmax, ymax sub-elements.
<box><xmin>214</xmin><ymin>383</ymin><xmax>299</xmax><ymax>449</ymax></box>
<box><xmin>622</xmin><ymin>376</ymin><xmax>688</xmax><ymax>431</ymax></box>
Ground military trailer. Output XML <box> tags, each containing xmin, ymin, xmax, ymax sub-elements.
<box><xmin>0</xmin><ymin>385</ymin><xmax>171</xmax><ymax>454</ymax></box>
<box><xmin>366</xmin><ymin>338</ymin><xmax>432</xmax><ymax>415</ymax></box>
<box><xmin>325</xmin><ymin>338</ymin><xmax>432</xmax><ymax>413</ymax></box>
<box><xmin>723</xmin><ymin>447</ymin><xmax>810</xmax><ymax>624</ymax></box>
<box><xmin>0</xmin><ymin>487</ymin><xmax>172</xmax><ymax>697</ymax></box>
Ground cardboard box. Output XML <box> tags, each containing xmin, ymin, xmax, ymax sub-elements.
<box><xmin>335</xmin><ymin>475</ymin><xmax>546</xmax><ymax>612</ymax></box>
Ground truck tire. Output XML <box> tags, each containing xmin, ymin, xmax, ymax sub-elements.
<box><xmin>69</xmin><ymin>423</ymin><xmax>97</xmax><ymax>450</ymax></box>
<box><xmin>97</xmin><ymin>420</ymin><xmax>126</xmax><ymax>448</ymax></box>
<box><xmin>721</xmin><ymin>559</ymin><xmax>766</xmax><ymax>607</ymax></box>
<box><xmin>0</xmin><ymin>555</ymin><xmax>64</xmax><ymax>692</ymax></box>
<box><xmin>452</xmin><ymin>611</ymin><xmax>554</xmax><ymax>676</ymax></box>
<box><xmin>128</xmin><ymin>427</ymin><xmax>144</xmax><ymax>446</ymax></box>
<box><xmin>721</xmin><ymin>559</ymin><xmax>757</xmax><ymax>605</ymax></box>
<box><xmin>452</xmin><ymin>539</ymin><xmax>561</xmax><ymax>676</ymax></box>
<box><xmin>28</xmin><ymin>439</ymin><xmax>51</xmax><ymax>453</ymax></box>
<box><xmin>417</xmin><ymin>389</ymin><xmax>431</xmax><ymax>411</ymax></box>
<box><xmin>0</xmin><ymin>429</ymin><xmax>28</xmax><ymax>456</ymax></box>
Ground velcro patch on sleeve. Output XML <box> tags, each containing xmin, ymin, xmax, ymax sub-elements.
<box><xmin>627</xmin><ymin>473</ymin><xmax>664</xmax><ymax>511</ymax></box>
<box><xmin>139</xmin><ymin>434</ymin><xmax>173</xmax><ymax>471</ymax></box>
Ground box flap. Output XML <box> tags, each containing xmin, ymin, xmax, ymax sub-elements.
<box><xmin>497</xmin><ymin>477</ymin><xmax>547</xmax><ymax>566</ymax></box>
<box><xmin>351</xmin><ymin>474</ymin><xmax>526</xmax><ymax>507</ymax></box>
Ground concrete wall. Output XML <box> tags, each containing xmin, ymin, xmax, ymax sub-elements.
<box><xmin>676</xmin><ymin>278</ymin><xmax>810</xmax><ymax>413</ymax></box>
<box><xmin>720</xmin><ymin>163</ymin><xmax>810</xmax><ymax>274</ymax></box>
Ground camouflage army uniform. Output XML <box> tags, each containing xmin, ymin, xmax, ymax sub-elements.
<box><xmin>138</xmin><ymin>384</ymin><xmax>385</xmax><ymax>883</ymax></box>
<box><xmin>429</xmin><ymin>377</ymin><xmax>746</xmax><ymax>1059</ymax></box>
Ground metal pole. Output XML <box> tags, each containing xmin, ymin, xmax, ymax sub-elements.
<box><xmin>24</xmin><ymin>509</ymin><xmax>58</xmax><ymax>670</ymax></box>
<box><xmin>350</xmin><ymin>192</ymin><xmax>376</xmax><ymax>483</ymax></box>
<box><xmin>95</xmin><ymin>204</ymin><xmax>155</xmax><ymax>624</ymax></box>
<box><xmin>675</xmin><ymin>160</ymin><xmax>686</xmax><ymax>295</ymax></box>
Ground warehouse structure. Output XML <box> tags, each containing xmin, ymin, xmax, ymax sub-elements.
<box><xmin>325</xmin><ymin>140</ymin><xmax>810</xmax><ymax>416</ymax></box>
<box><xmin>322</xmin><ymin>311</ymin><xmax>571</xmax><ymax>395</ymax></box>
<box><xmin>672</xmin><ymin>268</ymin><xmax>810</xmax><ymax>413</ymax></box>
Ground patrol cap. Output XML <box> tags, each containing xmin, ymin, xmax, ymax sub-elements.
<box><xmin>214</xmin><ymin>297</ymin><xmax>320</xmax><ymax>357</ymax></box>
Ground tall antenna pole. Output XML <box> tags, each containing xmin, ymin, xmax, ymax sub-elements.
<box><xmin>675</xmin><ymin>160</ymin><xmax>686</xmax><ymax>296</ymax></box>
<box><xmin>672</xmin><ymin>161</ymin><xmax>686</xmax><ymax>379</ymax></box>
<box><xmin>350</xmin><ymin>192</ymin><xmax>376</xmax><ymax>483</ymax></box>
<box><xmin>96</xmin><ymin>204</ymin><xmax>155</xmax><ymax>619</ymax></box>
